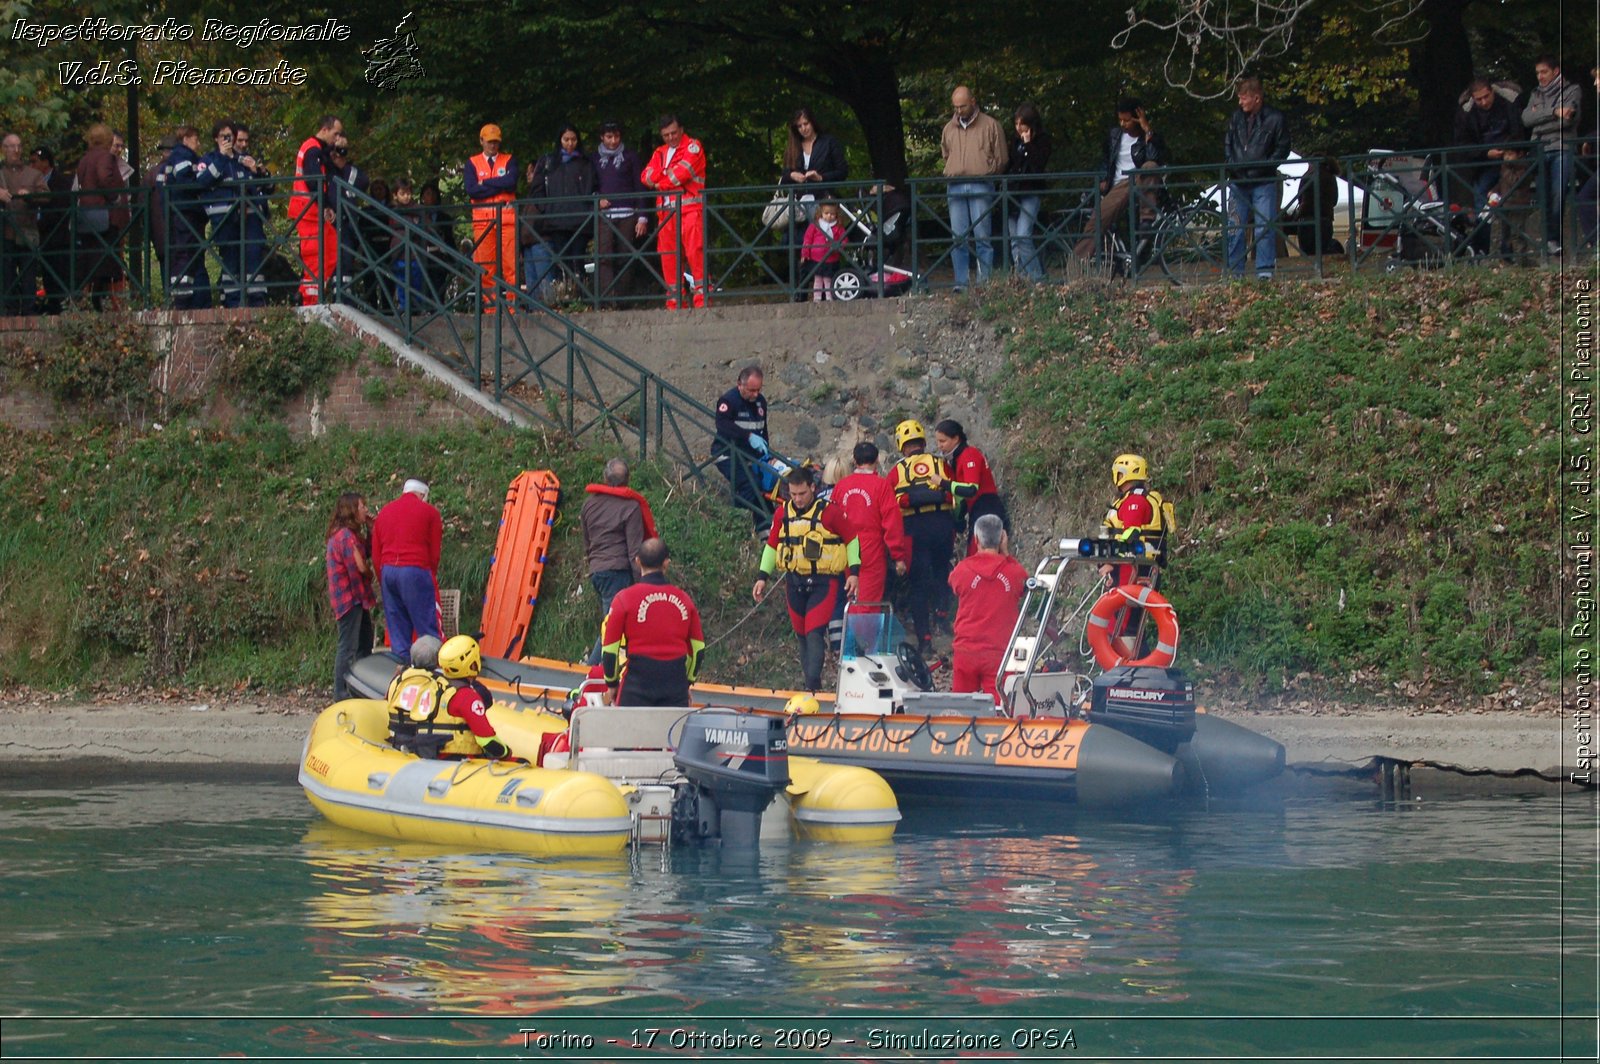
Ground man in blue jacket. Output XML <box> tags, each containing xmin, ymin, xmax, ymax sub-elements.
<box><xmin>1223</xmin><ymin>76</ymin><xmax>1292</xmax><ymax>279</ymax></box>
<box><xmin>164</xmin><ymin>126</ymin><xmax>212</xmax><ymax>308</ymax></box>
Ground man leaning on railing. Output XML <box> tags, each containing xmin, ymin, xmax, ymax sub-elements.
<box><xmin>1522</xmin><ymin>53</ymin><xmax>1581</xmax><ymax>254</ymax></box>
<box><xmin>0</xmin><ymin>132</ymin><xmax>45</xmax><ymax>315</ymax></box>
<box><xmin>1223</xmin><ymin>76</ymin><xmax>1292</xmax><ymax>280</ymax></box>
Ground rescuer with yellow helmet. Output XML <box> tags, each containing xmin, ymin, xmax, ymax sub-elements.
<box><xmin>436</xmin><ymin>635</ymin><xmax>512</xmax><ymax>759</ymax></box>
<box><xmin>1101</xmin><ymin>453</ymin><xmax>1177</xmax><ymax>656</ymax></box>
<box><xmin>1102</xmin><ymin>452</ymin><xmax>1174</xmax><ymax>583</ymax></box>
<box><xmin>890</xmin><ymin>418</ymin><xmax>976</xmax><ymax>658</ymax></box>
<box><xmin>753</xmin><ymin>465</ymin><xmax>861</xmax><ymax>692</ymax></box>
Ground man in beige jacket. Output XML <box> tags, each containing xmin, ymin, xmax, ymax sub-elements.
<box><xmin>941</xmin><ymin>85</ymin><xmax>1008</xmax><ymax>289</ymax></box>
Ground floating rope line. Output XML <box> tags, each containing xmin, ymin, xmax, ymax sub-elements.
<box><xmin>1287</xmin><ymin>755</ymin><xmax>1581</xmax><ymax>786</ymax></box>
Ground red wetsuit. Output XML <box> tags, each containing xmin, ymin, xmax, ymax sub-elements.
<box><xmin>601</xmin><ymin>572</ymin><xmax>705</xmax><ymax>706</ymax></box>
<box><xmin>948</xmin><ymin>550</ymin><xmax>1028</xmax><ymax>699</ymax></box>
<box><xmin>830</xmin><ymin>468</ymin><xmax>909</xmax><ymax>603</ymax></box>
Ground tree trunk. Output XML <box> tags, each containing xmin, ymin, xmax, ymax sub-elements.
<box><xmin>1411</xmin><ymin>0</ymin><xmax>1476</xmax><ymax>147</ymax></box>
<box><xmin>819</xmin><ymin>49</ymin><xmax>909</xmax><ymax>188</ymax></box>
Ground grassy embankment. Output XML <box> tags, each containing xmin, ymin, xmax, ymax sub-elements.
<box><xmin>0</xmin><ymin>268</ymin><xmax>1573</xmax><ymax>702</ymax></box>
<box><xmin>982</xmin><ymin>267</ymin><xmax>1567</xmax><ymax>699</ymax></box>
<box><xmin>0</xmin><ymin>422</ymin><xmax>799</xmax><ymax>694</ymax></box>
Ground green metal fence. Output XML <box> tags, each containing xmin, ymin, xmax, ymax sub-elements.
<box><xmin>0</xmin><ymin>141</ymin><xmax>1577</xmax><ymax>512</ymax></box>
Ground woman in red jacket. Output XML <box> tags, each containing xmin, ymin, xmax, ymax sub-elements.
<box><xmin>934</xmin><ymin>419</ymin><xmax>1007</xmax><ymax>555</ymax></box>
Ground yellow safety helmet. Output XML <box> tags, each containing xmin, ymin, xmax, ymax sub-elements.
<box><xmin>894</xmin><ymin>419</ymin><xmax>926</xmax><ymax>451</ymax></box>
<box><xmin>1111</xmin><ymin>453</ymin><xmax>1149</xmax><ymax>489</ymax></box>
<box><xmin>784</xmin><ymin>693</ymin><xmax>821</xmax><ymax>715</ymax></box>
<box><xmin>437</xmin><ymin>635</ymin><xmax>482</xmax><ymax>679</ymax></box>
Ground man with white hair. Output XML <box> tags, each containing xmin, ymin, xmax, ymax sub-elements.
<box><xmin>947</xmin><ymin>513</ymin><xmax>1027</xmax><ymax>700</ymax></box>
<box><xmin>371</xmin><ymin>478</ymin><xmax>443</xmax><ymax>660</ymax></box>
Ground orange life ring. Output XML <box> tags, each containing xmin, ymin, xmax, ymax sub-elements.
<box><xmin>1085</xmin><ymin>584</ymin><xmax>1180</xmax><ymax>670</ymax></box>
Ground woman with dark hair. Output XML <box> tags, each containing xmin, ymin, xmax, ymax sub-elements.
<box><xmin>526</xmin><ymin>124</ymin><xmax>597</xmax><ymax>300</ymax></box>
<box><xmin>1006</xmin><ymin>103</ymin><xmax>1052</xmax><ymax>281</ymax></box>
<box><xmin>326</xmin><ymin>492</ymin><xmax>376</xmax><ymax>701</ymax></box>
<box><xmin>933</xmin><ymin>419</ymin><xmax>1008</xmax><ymax>554</ymax></box>
<box><xmin>777</xmin><ymin>108</ymin><xmax>848</xmax><ymax>294</ymax></box>
<box><xmin>780</xmin><ymin>107</ymin><xmax>848</xmax><ymax>190</ymax></box>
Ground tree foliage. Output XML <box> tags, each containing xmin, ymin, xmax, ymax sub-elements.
<box><xmin>5</xmin><ymin>0</ymin><xmax>1590</xmax><ymax>193</ymax></box>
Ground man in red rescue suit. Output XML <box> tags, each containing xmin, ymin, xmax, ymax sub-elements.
<box><xmin>1101</xmin><ymin>452</ymin><xmax>1174</xmax><ymax>655</ymax></box>
<box><xmin>640</xmin><ymin>114</ymin><xmax>707</xmax><ymax>309</ymax></box>
<box><xmin>831</xmin><ymin>440</ymin><xmax>909</xmax><ymax>649</ymax></box>
<box><xmin>891</xmin><ymin>419</ymin><xmax>977</xmax><ymax>659</ymax></box>
<box><xmin>465</xmin><ymin>123</ymin><xmax>518</xmax><ymax>312</ymax></box>
<box><xmin>753</xmin><ymin>466</ymin><xmax>861</xmax><ymax>692</ymax></box>
<box><xmin>601</xmin><ymin>538</ymin><xmax>706</xmax><ymax>707</ymax></box>
<box><xmin>948</xmin><ymin>514</ymin><xmax>1028</xmax><ymax>701</ymax></box>
<box><xmin>288</xmin><ymin>114</ymin><xmax>342</xmax><ymax>305</ymax></box>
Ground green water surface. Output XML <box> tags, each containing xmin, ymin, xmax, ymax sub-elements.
<box><xmin>0</xmin><ymin>778</ymin><xmax>1593</xmax><ymax>1061</ymax></box>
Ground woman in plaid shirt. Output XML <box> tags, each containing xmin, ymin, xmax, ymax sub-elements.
<box><xmin>326</xmin><ymin>493</ymin><xmax>377</xmax><ymax>700</ymax></box>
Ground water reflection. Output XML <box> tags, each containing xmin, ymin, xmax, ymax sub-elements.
<box><xmin>298</xmin><ymin>818</ymin><xmax>1205</xmax><ymax>1012</ymax></box>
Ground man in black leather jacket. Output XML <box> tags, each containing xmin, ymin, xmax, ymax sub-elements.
<box><xmin>1223</xmin><ymin>76</ymin><xmax>1292</xmax><ymax>278</ymax></box>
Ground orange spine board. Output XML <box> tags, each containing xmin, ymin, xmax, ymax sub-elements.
<box><xmin>479</xmin><ymin>470</ymin><xmax>562</xmax><ymax>660</ymax></box>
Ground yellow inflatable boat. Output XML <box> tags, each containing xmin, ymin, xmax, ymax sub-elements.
<box><xmin>300</xmin><ymin>699</ymin><xmax>632</xmax><ymax>857</ymax></box>
<box><xmin>299</xmin><ymin>698</ymin><xmax>899</xmax><ymax>854</ymax></box>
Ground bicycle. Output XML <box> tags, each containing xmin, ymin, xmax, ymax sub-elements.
<box><xmin>1055</xmin><ymin>190</ymin><xmax>1228</xmax><ymax>285</ymax></box>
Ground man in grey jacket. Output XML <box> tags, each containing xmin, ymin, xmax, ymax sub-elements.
<box><xmin>1223</xmin><ymin>76</ymin><xmax>1292</xmax><ymax>279</ymax></box>
<box><xmin>1522</xmin><ymin>53</ymin><xmax>1582</xmax><ymax>252</ymax></box>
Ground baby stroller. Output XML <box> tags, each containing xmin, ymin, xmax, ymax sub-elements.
<box><xmin>829</xmin><ymin>198</ymin><xmax>915</xmax><ymax>301</ymax></box>
<box><xmin>1358</xmin><ymin>153</ymin><xmax>1478</xmax><ymax>270</ymax></box>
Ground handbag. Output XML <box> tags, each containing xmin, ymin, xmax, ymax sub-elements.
<box><xmin>762</xmin><ymin>188</ymin><xmax>799</xmax><ymax>231</ymax></box>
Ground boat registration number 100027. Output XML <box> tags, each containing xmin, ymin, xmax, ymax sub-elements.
<box><xmin>988</xmin><ymin>726</ymin><xmax>1078</xmax><ymax>769</ymax></box>
<box><xmin>796</xmin><ymin>720</ymin><xmax>1079</xmax><ymax>771</ymax></box>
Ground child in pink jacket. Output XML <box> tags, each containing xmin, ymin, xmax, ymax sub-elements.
<box><xmin>801</xmin><ymin>201</ymin><xmax>846</xmax><ymax>301</ymax></box>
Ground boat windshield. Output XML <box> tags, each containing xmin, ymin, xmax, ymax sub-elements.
<box><xmin>840</xmin><ymin>601</ymin><xmax>905</xmax><ymax>661</ymax></box>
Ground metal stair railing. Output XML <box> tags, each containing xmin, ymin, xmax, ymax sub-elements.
<box><xmin>328</xmin><ymin>181</ymin><xmax>775</xmax><ymax>515</ymax></box>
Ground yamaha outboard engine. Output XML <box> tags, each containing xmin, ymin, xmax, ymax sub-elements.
<box><xmin>1088</xmin><ymin>666</ymin><xmax>1197</xmax><ymax>754</ymax></box>
<box><xmin>672</xmin><ymin>710</ymin><xmax>789</xmax><ymax>849</ymax></box>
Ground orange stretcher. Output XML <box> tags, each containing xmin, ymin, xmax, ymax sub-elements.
<box><xmin>479</xmin><ymin>470</ymin><xmax>562</xmax><ymax>660</ymax></box>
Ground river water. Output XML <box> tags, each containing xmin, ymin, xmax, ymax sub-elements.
<box><xmin>0</xmin><ymin>774</ymin><xmax>1594</xmax><ymax>1061</ymax></box>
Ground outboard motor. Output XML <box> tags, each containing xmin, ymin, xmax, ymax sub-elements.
<box><xmin>672</xmin><ymin>710</ymin><xmax>789</xmax><ymax>849</ymax></box>
<box><xmin>1088</xmin><ymin>666</ymin><xmax>1197</xmax><ymax>754</ymax></box>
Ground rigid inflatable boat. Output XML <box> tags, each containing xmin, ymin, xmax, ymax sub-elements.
<box><xmin>302</xmin><ymin>690</ymin><xmax>899</xmax><ymax>853</ymax></box>
<box><xmin>783</xmin><ymin>538</ymin><xmax>1285</xmax><ymax>806</ymax></box>
<box><xmin>343</xmin><ymin>538</ymin><xmax>1283</xmax><ymax>812</ymax></box>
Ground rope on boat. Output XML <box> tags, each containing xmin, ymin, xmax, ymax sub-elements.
<box><xmin>703</xmin><ymin>572</ymin><xmax>787</xmax><ymax>652</ymax></box>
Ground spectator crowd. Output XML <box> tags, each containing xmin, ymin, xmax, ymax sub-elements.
<box><xmin>1</xmin><ymin>51</ymin><xmax>1594</xmax><ymax>317</ymax></box>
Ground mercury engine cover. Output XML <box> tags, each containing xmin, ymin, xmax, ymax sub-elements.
<box><xmin>672</xmin><ymin>710</ymin><xmax>789</xmax><ymax>849</ymax></box>
<box><xmin>1089</xmin><ymin>666</ymin><xmax>1197</xmax><ymax>754</ymax></box>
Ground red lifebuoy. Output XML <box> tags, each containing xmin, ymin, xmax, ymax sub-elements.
<box><xmin>1085</xmin><ymin>584</ymin><xmax>1180</xmax><ymax>670</ymax></box>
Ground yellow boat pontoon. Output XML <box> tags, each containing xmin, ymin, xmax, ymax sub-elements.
<box><xmin>299</xmin><ymin>696</ymin><xmax>899</xmax><ymax>856</ymax></box>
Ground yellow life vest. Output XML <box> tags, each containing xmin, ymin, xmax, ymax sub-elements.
<box><xmin>387</xmin><ymin>668</ymin><xmax>449</xmax><ymax>723</ymax></box>
<box><xmin>1104</xmin><ymin>487</ymin><xmax>1176</xmax><ymax>560</ymax></box>
<box><xmin>895</xmin><ymin>452</ymin><xmax>950</xmax><ymax>516</ymax></box>
<box><xmin>776</xmin><ymin>500</ymin><xmax>849</xmax><ymax>575</ymax></box>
